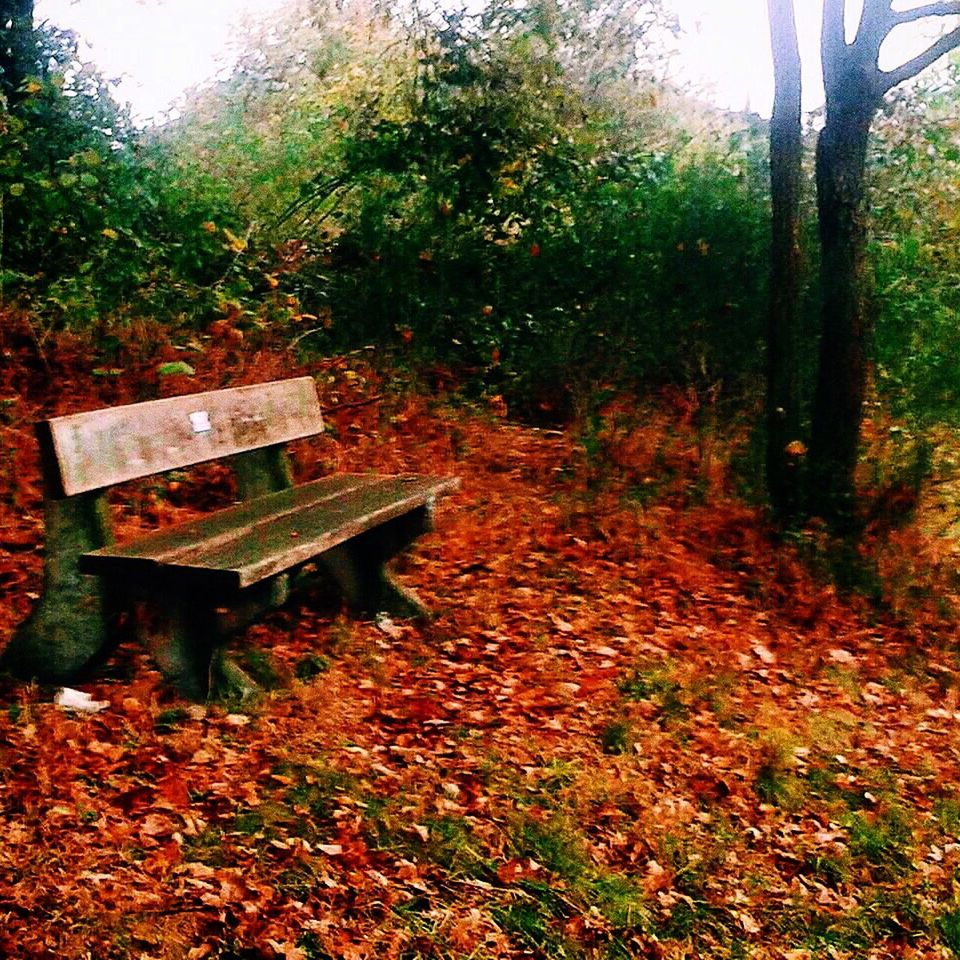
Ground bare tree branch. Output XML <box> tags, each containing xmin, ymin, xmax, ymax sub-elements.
<box><xmin>880</xmin><ymin>23</ymin><xmax>960</xmax><ymax>91</ymax></box>
<box><xmin>853</xmin><ymin>0</ymin><xmax>899</xmax><ymax>62</ymax></box>
<box><xmin>855</xmin><ymin>0</ymin><xmax>893</xmax><ymax>43</ymax></box>
<box><xmin>822</xmin><ymin>0</ymin><xmax>849</xmax><ymax>91</ymax></box>
<box><xmin>893</xmin><ymin>2</ymin><xmax>960</xmax><ymax>25</ymax></box>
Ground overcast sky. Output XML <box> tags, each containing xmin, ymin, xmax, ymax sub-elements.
<box><xmin>35</xmin><ymin>0</ymin><xmax>290</xmax><ymax>121</ymax></box>
<box><xmin>32</xmin><ymin>0</ymin><xmax>960</xmax><ymax>123</ymax></box>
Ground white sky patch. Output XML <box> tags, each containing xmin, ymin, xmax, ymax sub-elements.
<box><xmin>35</xmin><ymin>0</ymin><xmax>290</xmax><ymax>122</ymax></box>
<box><xmin>33</xmin><ymin>0</ymin><xmax>960</xmax><ymax>123</ymax></box>
<box><xmin>669</xmin><ymin>1</ymin><xmax>960</xmax><ymax>116</ymax></box>
<box><xmin>668</xmin><ymin>0</ymin><xmax>819</xmax><ymax>114</ymax></box>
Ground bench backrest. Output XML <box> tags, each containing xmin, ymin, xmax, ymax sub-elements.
<box><xmin>38</xmin><ymin>377</ymin><xmax>323</xmax><ymax>497</ymax></box>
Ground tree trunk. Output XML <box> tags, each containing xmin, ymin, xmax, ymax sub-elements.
<box><xmin>804</xmin><ymin>0</ymin><xmax>960</xmax><ymax>531</ymax></box>
<box><xmin>766</xmin><ymin>0</ymin><xmax>803</xmax><ymax>521</ymax></box>
<box><xmin>808</xmin><ymin>98</ymin><xmax>874</xmax><ymax>529</ymax></box>
<box><xmin>0</xmin><ymin>0</ymin><xmax>34</xmax><ymax>107</ymax></box>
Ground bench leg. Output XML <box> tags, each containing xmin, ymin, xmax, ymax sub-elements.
<box><xmin>145</xmin><ymin>596</ymin><xmax>220</xmax><ymax>700</ymax></box>
<box><xmin>3</xmin><ymin>493</ymin><xmax>114</xmax><ymax>682</ymax></box>
<box><xmin>144</xmin><ymin>579</ymin><xmax>285</xmax><ymax>701</ymax></box>
<box><xmin>318</xmin><ymin>506</ymin><xmax>434</xmax><ymax>619</ymax></box>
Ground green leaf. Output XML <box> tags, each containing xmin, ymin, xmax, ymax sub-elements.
<box><xmin>8</xmin><ymin>183</ymin><xmax>24</xmax><ymax>197</ymax></box>
<box><xmin>58</xmin><ymin>172</ymin><xmax>78</xmax><ymax>188</ymax></box>
<box><xmin>157</xmin><ymin>361</ymin><xmax>196</xmax><ymax>377</ymax></box>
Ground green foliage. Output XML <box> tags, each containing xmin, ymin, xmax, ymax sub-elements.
<box><xmin>309</xmin><ymin>60</ymin><xmax>768</xmax><ymax>413</ymax></box>
<box><xmin>0</xmin><ymin>25</ymin><xmax>135</xmax><ymax>317</ymax></box>
<box><xmin>2</xmin><ymin>0</ymin><xmax>773</xmax><ymax>419</ymax></box>
<box><xmin>843</xmin><ymin>806</ymin><xmax>916</xmax><ymax>880</ymax></box>
<box><xmin>157</xmin><ymin>0</ymin><xmax>768</xmax><ymax>413</ymax></box>
<box><xmin>10</xmin><ymin>0</ymin><xmax>960</xmax><ymax>444</ymax></box>
<box><xmin>939</xmin><ymin>908</ymin><xmax>960</xmax><ymax>955</ymax></box>
<box><xmin>871</xmin><ymin>67</ymin><xmax>960</xmax><ymax>428</ymax></box>
<box><xmin>0</xmin><ymin>24</ymin><xmax>265</xmax><ymax>329</ymax></box>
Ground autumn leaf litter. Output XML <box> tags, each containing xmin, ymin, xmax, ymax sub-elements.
<box><xmin>0</xmin><ymin>348</ymin><xmax>958</xmax><ymax>958</ymax></box>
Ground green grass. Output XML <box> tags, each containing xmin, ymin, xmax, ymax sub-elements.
<box><xmin>405</xmin><ymin>815</ymin><xmax>485</xmax><ymax>877</ymax></box>
<box><xmin>507</xmin><ymin>811</ymin><xmax>590</xmax><ymax>882</ymax></box>
<box><xmin>617</xmin><ymin>660</ymin><xmax>741</xmax><ymax>731</ymax></box>
<box><xmin>934</xmin><ymin>795</ymin><xmax>960</xmax><ymax>836</ymax></box>
<box><xmin>232</xmin><ymin>646</ymin><xmax>284</xmax><ymax>689</ymax></box>
<box><xmin>284</xmin><ymin>762</ymin><xmax>358</xmax><ymax>825</ymax></box>
<box><xmin>754</xmin><ymin>730</ymin><xmax>804</xmax><ymax>809</ymax></box>
<box><xmin>232</xmin><ymin>808</ymin><xmax>267</xmax><ymax>836</ymax></box>
<box><xmin>844</xmin><ymin>806</ymin><xmax>916</xmax><ymax>880</ymax></box>
<box><xmin>591</xmin><ymin>873</ymin><xmax>650</xmax><ymax>931</ymax></box>
<box><xmin>387</xmin><ymin>805</ymin><xmax>661</xmax><ymax>956</ymax></box>
<box><xmin>801</xmin><ymin>850</ymin><xmax>850</xmax><ymax>888</ymax></box>
<box><xmin>493</xmin><ymin>892</ymin><xmax>570</xmax><ymax>955</ymax></box>
<box><xmin>294</xmin><ymin>653</ymin><xmax>332</xmax><ymax>680</ymax></box>
<box><xmin>618</xmin><ymin>660</ymin><xmax>689</xmax><ymax>723</ymax></box>
<box><xmin>154</xmin><ymin>707</ymin><xmax>190</xmax><ymax>733</ymax></box>
<box><xmin>600</xmin><ymin>719</ymin><xmax>633</xmax><ymax>755</ymax></box>
<box><xmin>536</xmin><ymin>759</ymin><xmax>581</xmax><ymax>796</ymax></box>
<box><xmin>296</xmin><ymin>931</ymin><xmax>335</xmax><ymax>960</ymax></box>
<box><xmin>939</xmin><ymin>908</ymin><xmax>960</xmax><ymax>955</ymax></box>
<box><xmin>772</xmin><ymin>888</ymin><xmax>930</xmax><ymax>955</ymax></box>
<box><xmin>180</xmin><ymin>824</ymin><xmax>228</xmax><ymax>866</ymax></box>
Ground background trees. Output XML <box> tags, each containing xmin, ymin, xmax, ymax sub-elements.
<box><xmin>124</xmin><ymin>0</ymin><xmax>769</xmax><ymax>416</ymax></box>
<box><xmin>805</xmin><ymin>0</ymin><xmax>960</xmax><ymax>526</ymax></box>
<box><xmin>761</xmin><ymin>0</ymin><xmax>960</xmax><ymax>529</ymax></box>
<box><xmin>5</xmin><ymin>0</ymin><xmax>960</xmax><ymax>528</ymax></box>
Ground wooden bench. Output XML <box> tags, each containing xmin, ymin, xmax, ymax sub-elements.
<box><xmin>3</xmin><ymin>377</ymin><xmax>458</xmax><ymax>698</ymax></box>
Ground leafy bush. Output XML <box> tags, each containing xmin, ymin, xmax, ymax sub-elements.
<box><xmin>161</xmin><ymin>0</ymin><xmax>769</xmax><ymax>413</ymax></box>
<box><xmin>0</xmin><ymin>24</ymin><xmax>263</xmax><ymax>330</ymax></box>
<box><xmin>870</xmin><ymin>68</ymin><xmax>960</xmax><ymax>427</ymax></box>
<box><xmin>0</xmin><ymin>0</ymin><xmax>775</xmax><ymax>417</ymax></box>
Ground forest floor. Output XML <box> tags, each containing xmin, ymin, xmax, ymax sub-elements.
<box><xmin>2</xmin><ymin>330</ymin><xmax>960</xmax><ymax>959</ymax></box>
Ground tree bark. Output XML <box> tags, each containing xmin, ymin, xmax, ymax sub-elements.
<box><xmin>766</xmin><ymin>0</ymin><xmax>803</xmax><ymax>521</ymax></box>
<box><xmin>808</xmin><ymin>96</ymin><xmax>874</xmax><ymax>528</ymax></box>
<box><xmin>805</xmin><ymin>0</ymin><xmax>960</xmax><ymax>530</ymax></box>
<box><xmin>0</xmin><ymin>0</ymin><xmax>34</xmax><ymax>107</ymax></box>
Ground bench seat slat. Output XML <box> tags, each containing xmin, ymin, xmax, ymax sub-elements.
<box><xmin>86</xmin><ymin>473</ymin><xmax>376</xmax><ymax>567</ymax></box>
<box><xmin>81</xmin><ymin>474</ymin><xmax>459</xmax><ymax>590</ymax></box>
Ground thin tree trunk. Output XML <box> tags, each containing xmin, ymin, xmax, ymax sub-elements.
<box><xmin>766</xmin><ymin>0</ymin><xmax>803</xmax><ymax>521</ymax></box>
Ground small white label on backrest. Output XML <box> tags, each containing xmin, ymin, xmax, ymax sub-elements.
<box><xmin>189</xmin><ymin>410</ymin><xmax>212</xmax><ymax>433</ymax></box>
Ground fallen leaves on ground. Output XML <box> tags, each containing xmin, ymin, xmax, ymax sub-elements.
<box><xmin>0</xmin><ymin>338</ymin><xmax>958</xmax><ymax>958</ymax></box>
